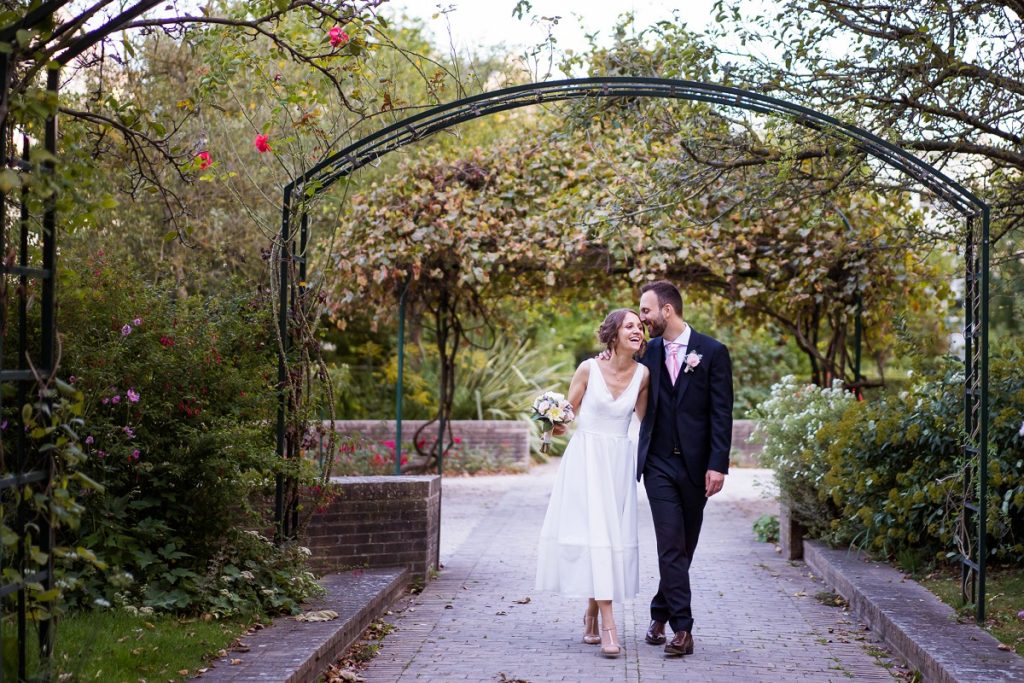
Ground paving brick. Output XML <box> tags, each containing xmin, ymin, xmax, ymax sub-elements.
<box><xmin>361</xmin><ymin>467</ymin><xmax>901</xmax><ymax>683</ymax></box>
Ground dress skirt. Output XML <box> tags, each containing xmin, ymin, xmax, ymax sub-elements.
<box><xmin>535</xmin><ymin>427</ymin><xmax>640</xmax><ymax>602</ymax></box>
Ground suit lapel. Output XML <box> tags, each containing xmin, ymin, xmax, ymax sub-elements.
<box><xmin>674</xmin><ymin>329</ymin><xmax>702</xmax><ymax>406</ymax></box>
<box><xmin>647</xmin><ymin>337</ymin><xmax>665</xmax><ymax>413</ymax></box>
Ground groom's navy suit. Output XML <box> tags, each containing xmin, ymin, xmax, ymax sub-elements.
<box><xmin>637</xmin><ymin>329</ymin><xmax>733</xmax><ymax>633</ymax></box>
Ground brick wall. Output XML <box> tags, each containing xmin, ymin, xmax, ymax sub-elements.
<box><xmin>325</xmin><ymin>420</ymin><xmax>530</xmax><ymax>472</ymax></box>
<box><xmin>303</xmin><ymin>475</ymin><xmax>441</xmax><ymax>580</ymax></box>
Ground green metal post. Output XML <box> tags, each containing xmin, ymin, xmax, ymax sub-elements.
<box><xmin>978</xmin><ymin>205</ymin><xmax>990</xmax><ymax>623</ymax></box>
<box><xmin>394</xmin><ymin>278</ymin><xmax>409</xmax><ymax>475</ymax></box>
<box><xmin>854</xmin><ymin>294</ymin><xmax>863</xmax><ymax>394</ymax></box>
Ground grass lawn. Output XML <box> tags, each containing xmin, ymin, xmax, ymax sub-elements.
<box><xmin>6</xmin><ymin>610</ymin><xmax>254</xmax><ymax>681</ymax></box>
<box><xmin>919</xmin><ymin>565</ymin><xmax>1024</xmax><ymax>656</ymax></box>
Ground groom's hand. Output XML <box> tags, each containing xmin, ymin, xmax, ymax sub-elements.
<box><xmin>705</xmin><ymin>469</ymin><xmax>725</xmax><ymax>497</ymax></box>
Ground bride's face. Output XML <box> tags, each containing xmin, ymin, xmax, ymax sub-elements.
<box><xmin>615</xmin><ymin>312</ymin><xmax>644</xmax><ymax>354</ymax></box>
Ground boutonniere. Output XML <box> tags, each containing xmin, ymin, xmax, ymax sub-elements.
<box><xmin>683</xmin><ymin>351</ymin><xmax>702</xmax><ymax>373</ymax></box>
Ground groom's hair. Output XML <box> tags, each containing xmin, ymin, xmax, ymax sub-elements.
<box><xmin>640</xmin><ymin>281</ymin><xmax>683</xmax><ymax>317</ymax></box>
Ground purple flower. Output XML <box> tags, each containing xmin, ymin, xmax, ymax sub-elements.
<box><xmin>130</xmin><ymin>449</ymin><xmax>140</xmax><ymax>461</ymax></box>
<box><xmin>1019</xmin><ymin>420</ymin><xmax>1024</xmax><ymax>439</ymax></box>
<box><xmin>85</xmin><ymin>435</ymin><xmax>94</xmax><ymax>445</ymax></box>
<box><xmin>126</xmin><ymin>388</ymin><xmax>140</xmax><ymax>403</ymax></box>
<box><xmin>133</xmin><ymin>318</ymin><xmax>142</xmax><ymax>326</ymax></box>
<box><xmin>121</xmin><ymin>324</ymin><xmax>132</xmax><ymax>336</ymax></box>
<box><xmin>111</xmin><ymin>395</ymin><xmax>121</xmax><ymax>405</ymax></box>
<box><xmin>101</xmin><ymin>397</ymin><xmax>109</xmax><ymax>405</ymax></box>
<box><xmin>69</xmin><ymin>375</ymin><xmax>76</xmax><ymax>384</ymax></box>
<box><xmin>0</xmin><ymin>420</ymin><xmax>6</xmax><ymax>430</ymax></box>
<box><xmin>123</xmin><ymin>426</ymin><xmax>134</xmax><ymax>439</ymax></box>
<box><xmin>96</xmin><ymin>450</ymin><xmax>107</xmax><ymax>459</ymax></box>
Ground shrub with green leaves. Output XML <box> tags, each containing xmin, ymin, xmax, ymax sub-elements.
<box><xmin>757</xmin><ymin>346</ymin><xmax>1024</xmax><ymax>566</ymax></box>
<box><xmin>57</xmin><ymin>250</ymin><xmax>320</xmax><ymax>616</ymax></box>
<box><xmin>819</xmin><ymin>349</ymin><xmax>1024</xmax><ymax>564</ymax></box>
<box><xmin>753</xmin><ymin>376</ymin><xmax>854</xmax><ymax>537</ymax></box>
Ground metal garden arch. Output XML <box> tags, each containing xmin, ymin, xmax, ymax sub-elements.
<box><xmin>275</xmin><ymin>76</ymin><xmax>991</xmax><ymax>621</ymax></box>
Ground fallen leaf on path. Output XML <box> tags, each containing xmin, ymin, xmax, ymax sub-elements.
<box><xmin>512</xmin><ymin>597</ymin><xmax>531</xmax><ymax>604</ymax></box>
<box><xmin>998</xmin><ymin>644</ymin><xmax>1012</xmax><ymax>651</ymax></box>
<box><xmin>230</xmin><ymin>658</ymin><xmax>243</xmax><ymax>665</ymax></box>
<box><xmin>295</xmin><ymin>609</ymin><xmax>340</xmax><ymax>622</ymax></box>
<box><xmin>496</xmin><ymin>610</ymin><xmax>508</xmax><ymax>616</ymax></box>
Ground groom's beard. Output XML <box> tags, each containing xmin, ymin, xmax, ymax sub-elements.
<box><xmin>645</xmin><ymin>319</ymin><xmax>666</xmax><ymax>337</ymax></box>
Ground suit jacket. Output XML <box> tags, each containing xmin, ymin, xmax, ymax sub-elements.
<box><xmin>636</xmin><ymin>329</ymin><xmax>734</xmax><ymax>484</ymax></box>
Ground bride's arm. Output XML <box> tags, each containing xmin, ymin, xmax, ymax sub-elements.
<box><xmin>634</xmin><ymin>366</ymin><xmax>650</xmax><ymax>421</ymax></box>
<box><xmin>554</xmin><ymin>362</ymin><xmax>590</xmax><ymax>435</ymax></box>
<box><xmin>566</xmin><ymin>361</ymin><xmax>589</xmax><ymax>414</ymax></box>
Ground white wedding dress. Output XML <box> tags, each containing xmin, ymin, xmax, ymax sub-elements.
<box><xmin>535</xmin><ymin>358</ymin><xmax>642</xmax><ymax>602</ymax></box>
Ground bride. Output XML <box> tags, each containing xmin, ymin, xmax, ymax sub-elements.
<box><xmin>535</xmin><ymin>309</ymin><xmax>649</xmax><ymax>658</ymax></box>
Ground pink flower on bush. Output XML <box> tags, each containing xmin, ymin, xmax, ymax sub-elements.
<box><xmin>97</xmin><ymin>450</ymin><xmax>106</xmax><ymax>459</ymax></box>
<box><xmin>328</xmin><ymin>26</ymin><xmax>349</xmax><ymax>48</ymax></box>
<box><xmin>133</xmin><ymin>317</ymin><xmax>142</xmax><ymax>326</ymax></box>
<box><xmin>159</xmin><ymin>336</ymin><xmax>175</xmax><ymax>348</ymax></box>
<box><xmin>381</xmin><ymin>439</ymin><xmax>396</xmax><ymax>451</ymax></box>
<box><xmin>130</xmin><ymin>449</ymin><xmax>140</xmax><ymax>461</ymax></box>
<box><xmin>85</xmin><ymin>435</ymin><xmax>94</xmax><ymax>445</ymax></box>
<box><xmin>123</xmin><ymin>426</ymin><xmax>134</xmax><ymax>438</ymax></box>
<box><xmin>69</xmin><ymin>375</ymin><xmax>76</xmax><ymax>384</ymax></box>
<box><xmin>127</xmin><ymin>388</ymin><xmax>140</xmax><ymax>403</ymax></box>
<box><xmin>101</xmin><ymin>397</ymin><xmax>109</xmax><ymax>405</ymax></box>
<box><xmin>111</xmin><ymin>395</ymin><xmax>121</xmax><ymax>405</ymax></box>
<box><xmin>0</xmin><ymin>420</ymin><xmax>7</xmax><ymax>430</ymax></box>
<box><xmin>196</xmin><ymin>150</ymin><xmax>212</xmax><ymax>170</ymax></box>
<box><xmin>121</xmin><ymin>324</ymin><xmax>132</xmax><ymax>336</ymax></box>
<box><xmin>453</xmin><ymin>436</ymin><xmax>462</xmax><ymax>445</ymax></box>
<box><xmin>254</xmin><ymin>134</ymin><xmax>271</xmax><ymax>153</ymax></box>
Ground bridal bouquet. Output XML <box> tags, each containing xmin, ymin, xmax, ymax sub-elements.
<box><xmin>531</xmin><ymin>391</ymin><xmax>576</xmax><ymax>453</ymax></box>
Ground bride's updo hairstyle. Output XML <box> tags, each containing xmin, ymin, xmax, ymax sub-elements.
<box><xmin>597</xmin><ymin>308</ymin><xmax>645</xmax><ymax>356</ymax></box>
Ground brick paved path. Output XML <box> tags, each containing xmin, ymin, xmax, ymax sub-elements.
<box><xmin>362</xmin><ymin>465</ymin><xmax>899</xmax><ymax>682</ymax></box>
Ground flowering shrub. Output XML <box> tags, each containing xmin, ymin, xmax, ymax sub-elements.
<box><xmin>753</xmin><ymin>376</ymin><xmax>854</xmax><ymax>537</ymax></box>
<box><xmin>57</xmin><ymin>252</ymin><xmax>320</xmax><ymax>615</ymax></box>
<box><xmin>756</xmin><ymin>346</ymin><xmax>1024</xmax><ymax>566</ymax></box>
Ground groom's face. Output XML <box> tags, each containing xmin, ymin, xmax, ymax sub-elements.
<box><xmin>639</xmin><ymin>291</ymin><xmax>667</xmax><ymax>337</ymax></box>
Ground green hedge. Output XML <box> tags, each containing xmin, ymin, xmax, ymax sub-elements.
<box><xmin>58</xmin><ymin>251</ymin><xmax>321</xmax><ymax>616</ymax></box>
<box><xmin>757</xmin><ymin>345</ymin><xmax>1024</xmax><ymax>566</ymax></box>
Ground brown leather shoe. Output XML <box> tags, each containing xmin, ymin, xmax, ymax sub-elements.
<box><xmin>664</xmin><ymin>630</ymin><xmax>694</xmax><ymax>656</ymax></box>
<box><xmin>645</xmin><ymin>620</ymin><xmax>666</xmax><ymax>645</ymax></box>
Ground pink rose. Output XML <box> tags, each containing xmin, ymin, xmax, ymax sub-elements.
<box><xmin>196</xmin><ymin>150</ymin><xmax>212</xmax><ymax>170</ymax></box>
<box><xmin>254</xmin><ymin>134</ymin><xmax>271</xmax><ymax>153</ymax></box>
<box><xmin>683</xmin><ymin>352</ymin><xmax>702</xmax><ymax>373</ymax></box>
<box><xmin>329</xmin><ymin>26</ymin><xmax>349</xmax><ymax>48</ymax></box>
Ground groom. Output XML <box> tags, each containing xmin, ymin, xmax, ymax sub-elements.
<box><xmin>636</xmin><ymin>280</ymin><xmax>733</xmax><ymax>657</ymax></box>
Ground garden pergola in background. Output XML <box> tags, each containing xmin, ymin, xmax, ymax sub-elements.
<box><xmin>275</xmin><ymin>77</ymin><xmax>991</xmax><ymax>622</ymax></box>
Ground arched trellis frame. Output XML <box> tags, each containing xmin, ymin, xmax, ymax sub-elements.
<box><xmin>275</xmin><ymin>77</ymin><xmax>990</xmax><ymax>621</ymax></box>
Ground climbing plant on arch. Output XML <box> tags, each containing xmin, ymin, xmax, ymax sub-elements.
<box><xmin>275</xmin><ymin>76</ymin><xmax>991</xmax><ymax>620</ymax></box>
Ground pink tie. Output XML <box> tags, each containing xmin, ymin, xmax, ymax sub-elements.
<box><xmin>665</xmin><ymin>341</ymin><xmax>683</xmax><ymax>384</ymax></box>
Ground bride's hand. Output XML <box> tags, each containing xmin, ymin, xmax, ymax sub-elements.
<box><xmin>594</xmin><ymin>349</ymin><xmax>611</xmax><ymax>361</ymax></box>
<box><xmin>552</xmin><ymin>424</ymin><xmax>567</xmax><ymax>436</ymax></box>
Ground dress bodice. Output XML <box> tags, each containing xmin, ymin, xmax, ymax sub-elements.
<box><xmin>575</xmin><ymin>359</ymin><xmax>643</xmax><ymax>437</ymax></box>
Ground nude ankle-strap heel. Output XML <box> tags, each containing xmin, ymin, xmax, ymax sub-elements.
<box><xmin>583</xmin><ymin>613</ymin><xmax>601</xmax><ymax>644</ymax></box>
<box><xmin>599</xmin><ymin>625</ymin><xmax>622</xmax><ymax>658</ymax></box>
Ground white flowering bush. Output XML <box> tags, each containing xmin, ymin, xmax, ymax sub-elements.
<box><xmin>753</xmin><ymin>376</ymin><xmax>855</xmax><ymax>536</ymax></box>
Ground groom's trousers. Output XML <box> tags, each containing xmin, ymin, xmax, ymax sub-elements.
<box><xmin>643</xmin><ymin>449</ymin><xmax>708</xmax><ymax>634</ymax></box>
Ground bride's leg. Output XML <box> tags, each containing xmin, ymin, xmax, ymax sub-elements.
<box><xmin>597</xmin><ymin>600</ymin><xmax>621</xmax><ymax>657</ymax></box>
<box><xmin>583</xmin><ymin>599</ymin><xmax>600</xmax><ymax>644</ymax></box>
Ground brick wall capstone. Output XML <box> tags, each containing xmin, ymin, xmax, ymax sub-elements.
<box><xmin>303</xmin><ymin>475</ymin><xmax>441</xmax><ymax>580</ymax></box>
<box><xmin>324</xmin><ymin>419</ymin><xmax>531</xmax><ymax>472</ymax></box>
